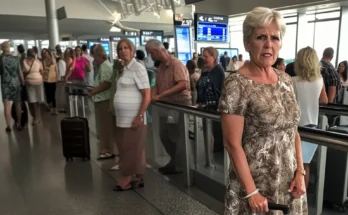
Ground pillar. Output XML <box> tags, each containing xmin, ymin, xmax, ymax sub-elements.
<box><xmin>45</xmin><ymin>0</ymin><xmax>60</xmax><ymax>50</ymax></box>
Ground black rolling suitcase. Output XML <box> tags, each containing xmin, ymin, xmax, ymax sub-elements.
<box><xmin>61</xmin><ymin>88</ymin><xmax>90</xmax><ymax>162</ymax></box>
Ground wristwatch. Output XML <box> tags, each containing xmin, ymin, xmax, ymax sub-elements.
<box><xmin>296</xmin><ymin>169</ymin><xmax>306</xmax><ymax>176</ymax></box>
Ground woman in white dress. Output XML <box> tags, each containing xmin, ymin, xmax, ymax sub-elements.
<box><xmin>113</xmin><ymin>38</ymin><xmax>151</xmax><ymax>191</ymax></box>
<box><xmin>292</xmin><ymin>46</ymin><xmax>328</xmax><ymax>188</ymax></box>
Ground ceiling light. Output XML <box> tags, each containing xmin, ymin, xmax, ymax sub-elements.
<box><xmin>110</xmin><ymin>26</ymin><xmax>121</xmax><ymax>32</ymax></box>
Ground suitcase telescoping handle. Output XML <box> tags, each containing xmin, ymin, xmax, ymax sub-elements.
<box><xmin>268</xmin><ymin>203</ymin><xmax>290</xmax><ymax>214</ymax></box>
<box><xmin>69</xmin><ymin>89</ymin><xmax>88</xmax><ymax>118</ymax></box>
<box><xmin>251</xmin><ymin>203</ymin><xmax>290</xmax><ymax>215</ymax></box>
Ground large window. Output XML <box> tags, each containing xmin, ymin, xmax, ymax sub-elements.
<box><xmin>279</xmin><ymin>15</ymin><xmax>298</xmax><ymax>64</ymax></box>
<box><xmin>307</xmin><ymin>8</ymin><xmax>341</xmax><ymax>65</ymax></box>
<box><xmin>229</xmin><ymin>16</ymin><xmax>249</xmax><ymax>60</ymax></box>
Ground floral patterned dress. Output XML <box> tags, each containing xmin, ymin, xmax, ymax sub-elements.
<box><xmin>218</xmin><ymin>69</ymin><xmax>308</xmax><ymax>215</ymax></box>
<box><xmin>0</xmin><ymin>55</ymin><xmax>21</xmax><ymax>101</ymax></box>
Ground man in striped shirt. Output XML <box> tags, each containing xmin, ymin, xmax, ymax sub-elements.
<box><xmin>320</xmin><ymin>47</ymin><xmax>342</xmax><ymax>103</ymax></box>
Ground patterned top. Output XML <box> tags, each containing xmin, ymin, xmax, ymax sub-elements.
<box><xmin>218</xmin><ymin>69</ymin><xmax>308</xmax><ymax>215</ymax></box>
<box><xmin>196</xmin><ymin>64</ymin><xmax>225</xmax><ymax>108</ymax></box>
<box><xmin>155</xmin><ymin>55</ymin><xmax>191</xmax><ymax>104</ymax></box>
<box><xmin>92</xmin><ymin>60</ymin><xmax>113</xmax><ymax>103</ymax></box>
<box><xmin>113</xmin><ymin>58</ymin><xmax>150</xmax><ymax>128</ymax></box>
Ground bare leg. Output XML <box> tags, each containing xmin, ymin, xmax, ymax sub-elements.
<box><xmin>3</xmin><ymin>100</ymin><xmax>13</xmax><ymax>130</ymax></box>
<box><xmin>15</xmin><ymin>101</ymin><xmax>22</xmax><ymax>129</ymax></box>
<box><xmin>28</xmin><ymin>103</ymin><xmax>36</xmax><ymax>121</ymax></box>
<box><xmin>304</xmin><ymin>163</ymin><xmax>310</xmax><ymax>189</ymax></box>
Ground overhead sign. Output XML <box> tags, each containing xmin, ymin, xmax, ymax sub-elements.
<box><xmin>99</xmin><ymin>37</ymin><xmax>110</xmax><ymax>42</ymax></box>
<box><xmin>123</xmin><ymin>31</ymin><xmax>138</xmax><ymax>36</ymax></box>
<box><xmin>174</xmin><ymin>14</ymin><xmax>193</xmax><ymax>26</ymax></box>
<box><xmin>194</xmin><ymin>13</ymin><xmax>229</xmax><ymax>42</ymax></box>
<box><xmin>140</xmin><ymin>30</ymin><xmax>163</xmax><ymax>45</ymax></box>
<box><xmin>175</xmin><ymin>26</ymin><xmax>192</xmax><ymax>65</ymax></box>
<box><xmin>78</xmin><ymin>40</ymin><xmax>88</xmax><ymax>44</ymax></box>
<box><xmin>195</xmin><ymin>13</ymin><xmax>228</xmax><ymax>24</ymax></box>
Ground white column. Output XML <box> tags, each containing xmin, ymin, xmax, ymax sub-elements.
<box><xmin>45</xmin><ymin>0</ymin><xmax>60</xmax><ymax>50</ymax></box>
<box><xmin>337</xmin><ymin>7</ymin><xmax>348</xmax><ymax>64</ymax></box>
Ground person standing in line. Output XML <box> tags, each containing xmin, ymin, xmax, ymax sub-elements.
<box><xmin>32</xmin><ymin>46</ymin><xmax>39</xmax><ymax>59</ymax></box>
<box><xmin>186</xmin><ymin>60</ymin><xmax>200</xmax><ymax>104</ymax></box>
<box><xmin>82</xmin><ymin>44</ymin><xmax>94</xmax><ymax>86</ymax></box>
<box><xmin>113</xmin><ymin>38</ymin><xmax>151</xmax><ymax>191</ymax></box>
<box><xmin>42</xmin><ymin>48</ymin><xmax>58</xmax><ymax>115</ymax></box>
<box><xmin>63</xmin><ymin>48</ymin><xmax>75</xmax><ymax>81</ymax></box>
<box><xmin>17</xmin><ymin>44</ymin><xmax>26</xmax><ymax>69</ymax></box>
<box><xmin>88</xmin><ymin>44</ymin><xmax>116</xmax><ymax>160</ymax></box>
<box><xmin>109</xmin><ymin>59</ymin><xmax>123</xmax><ymax>171</ymax></box>
<box><xmin>292</xmin><ymin>46</ymin><xmax>328</xmax><ymax>189</ymax></box>
<box><xmin>218</xmin><ymin>7</ymin><xmax>307</xmax><ymax>214</ymax></box>
<box><xmin>23</xmin><ymin>49</ymin><xmax>44</xmax><ymax>125</ymax></box>
<box><xmin>226</xmin><ymin>55</ymin><xmax>239</xmax><ymax>76</ymax></box>
<box><xmin>272</xmin><ymin>57</ymin><xmax>286</xmax><ymax>71</ymax></box>
<box><xmin>65</xmin><ymin>46</ymin><xmax>90</xmax><ymax>84</ymax></box>
<box><xmin>192</xmin><ymin>52</ymin><xmax>198</xmax><ymax>65</ymax></box>
<box><xmin>219</xmin><ymin>51</ymin><xmax>230</xmax><ymax>71</ymax></box>
<box><xmin>0</xmin><ymin>41</ymin><xmax>24</xmax><ymax>131</ymax></box>
<box><xmin>55</xmin><ymin>47</ymin><xmax>67</xmax><ymax>112</ymax></box>
<box><xmin>146</xmin><ymin>39</ymin><xmax>192</xmax><ymax>175</ymax></box>
<box><xmin>338</xmin><ymin>61</ymin><xmax>348</xmax><ymax>84</ymax></box>
<box><xmin>320</xmin><ymin>47</ymin><xmax>342</xmax><ymax>103</ymax></box>
<box><xmin>196</xmin><ymin>47</ymin><xmax>225</xmax><ymax>167</ymax></box>
<box><xmin>237</xmin><ymin>53</ymin><xmax>245</xmax><ymax>68</ymax></box>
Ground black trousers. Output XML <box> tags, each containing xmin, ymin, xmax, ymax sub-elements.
<box><xmin>44</xmin><ymin>82</ymin><xmax>56</xmax><ymax>108</ymax></box>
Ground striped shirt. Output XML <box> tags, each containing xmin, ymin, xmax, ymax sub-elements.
<box><xmin>320</xmin><ymin>60</ymin><xmax>342</xmax><ymax>103</ymax></box>
<box><xmin>113</xmin><ymin>58</ymin><xmax>150</xmax><ymax>128</ymax></box>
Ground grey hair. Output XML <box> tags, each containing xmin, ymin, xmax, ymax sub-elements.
<box><xmin>243</xmin><ymin>7</ymin><xmax>286</xmax><ymax>43</ymax></box>
<box><xmin>145</xmin><ymin>39</ymin><xmax>165</xmax><ymax>50</ymax></box>
<box><xmin>93</xmin><ymin>44</ymin><xmax>108</xmax><ymax>60</ymax></box>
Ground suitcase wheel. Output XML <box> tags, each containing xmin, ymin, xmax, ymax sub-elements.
<box><xmin>82</xmin><ymin>157</ymin><xmax>90</xmax><ymax>161</ymax></box>
<box><xmin>65</xmin><ymin>157</ymin><xmax>73</xmax><ymax>162</ymax></box>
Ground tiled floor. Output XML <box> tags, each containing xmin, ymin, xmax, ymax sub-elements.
<box><xmin>0</xmin><ymin>104</ymin><xmax>218</xmax><ymax>215</ymax></box>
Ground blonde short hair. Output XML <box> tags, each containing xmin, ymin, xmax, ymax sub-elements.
<box><xmin>295</xmin><ymin>46</ymin><xmax>322</xmax><ymax>82</ymax></box>
<box><xmin>93</xmin><ymin>44</ymin><xmax>107</xmax><ymax>60</ymax></box>
<box><xmin>243</xmin><ymin>7</ymin><xmax>286</xmax><ymax>42</ymax></box>
<box><xmin>117</xmin><ymin>38</ymin><xmax>136</xmax><ymax>57</ymax></box>
<box><xmin>1</xmin><ymin>41</ymin><xmax>10</xmax><ymax>53</ymax></box>
<box><xmin>203</xmin><ymin>47</ymin><xmax>219</xmax><ymax>64</ymax></box>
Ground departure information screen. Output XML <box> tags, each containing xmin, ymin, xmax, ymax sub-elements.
<box><xmin>195</xmin><ymin>13</ymin><xmax>228</xmax><ymax>42</ymax></box>
<box><xmin>140</xmin><ymin>30</ymin><xmax>163</xmax><ymax>46</ymax></box>
<box><xmin>175</xmin><ymin>26</ymin><xmax>191</xmax><ymax>65</ymax></box>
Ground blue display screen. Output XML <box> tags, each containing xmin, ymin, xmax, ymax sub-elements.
<box><xmin>175</xmin><ymin>26</ymin><xmax>191</xmax><ymax>65</ymax></box>
<box><xmin>88</xmin><ymin>41</ymin><xmax>110</xmax><ymax>57</ymax></box>
<box><xmin>196</xmin><ymin>22</ymin><xmax>228</xmax><ymax>42</ymax></box>
<box><xmin>100</xmin><ymin>41</ymin><xmax>110</xmax><ymax>56</ymax></box>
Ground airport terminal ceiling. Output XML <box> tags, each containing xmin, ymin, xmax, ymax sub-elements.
<box><xmin>0</xmin><ymin>0</ymin><xmax>348</xmax><ymax>39</ymax></box>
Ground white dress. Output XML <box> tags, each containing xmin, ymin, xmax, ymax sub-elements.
<box><xmin>292</xmin><ymin>76</ymin><xmax>323</xmax><ymax>163</ymax></box>
<box><xmin>113</xmin><ymin>58</ymin><xmax>150</xmax><ymax>128</ymax></box>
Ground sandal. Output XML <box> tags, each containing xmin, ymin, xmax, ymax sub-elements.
<box><xmin>109</xmin><ymin>164</ymin><xmax>121</xmax><ymax>171</ymax></box>
<box><xmin>97</xmin><ymin>153</ymin><xmax>115</xmax><ymax>160</ymax></box>
<box><xmin>5</xmin><ymin>127</ymin><xmax>11</xmax><ymax>132</ymax></box>
<box><xmin>113</xmin><ymin>183</ymin><xmax>132</xmax><ymax>191</ymax></box>
<box><xmin>131</xmin><ymin>178</ymin><xmax>144</xmax><ymax>188</ymax></box>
